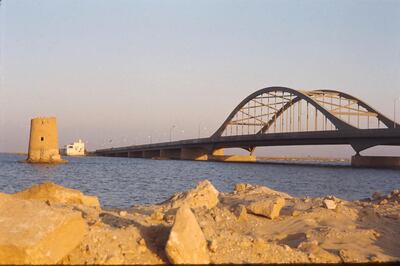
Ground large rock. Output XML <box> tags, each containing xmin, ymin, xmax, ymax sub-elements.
<box><xmin>166</xmin><ymin>180</ymin><xmax>219</xmax><ymax>209</ymax></box>
<box><xmin>246</xmin><ymin>196</ymin><xmax>285</xmax><ymax>219</ymax></box>
<box><xmin>165</xmin><ymin>205</ymin><xmax>210</xmax><ymax>264</ymax></box>
<box><xmin>14</xmin><ymin>182</ymin><xmax>100</xmax><ymax>207</ymax></box>
<box><xmin>0</xmin><ymin>194</ymin><xmax>87</xmax><ymax>264</ymax></box>
<box><xmin>234</xmin><ymin>183</ymin><xmax>292</xmax><ymax>199</ymax></box>
<box><xmin>298</xmin><ymin>240</ymin><xmax>341</xmax><ymax>263</ymax></box>
<box><xmin>323</xmin><ymin>199</ymin><xmax>337</xmax><ymax>210</ymax></box>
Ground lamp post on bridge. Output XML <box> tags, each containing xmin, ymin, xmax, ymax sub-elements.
<box><xmin>170</xmin><ymin>125</ymin><xmax>175</xmax><ymax>142</ymax></box>
<box><xmin>198</xmin><ymin>124</ymin><xmax>208</xmax><ymax>138</ymax></box>
<box><xmin>198</xmin><ymin>124</ymin><xmax>201</xmax><ymax>139</ymax></box>
<box><xmin>394</xmin><ymin>97</ymin><xmax>400</xmax><ymax>128</ymax></box>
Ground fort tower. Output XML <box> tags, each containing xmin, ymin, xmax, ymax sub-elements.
<box><xmin>26</xmin><ymin>117</ymin><xmax>66</xmax><ymax>163</ymax></box>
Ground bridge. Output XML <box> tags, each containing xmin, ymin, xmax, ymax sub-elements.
<box><xmin>95</xmin><ymin>86</ymin><xmax>400</xmax><ymax>167</ymax></box>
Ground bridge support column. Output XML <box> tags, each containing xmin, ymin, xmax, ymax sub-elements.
<box><xmin>209</xmin><ymin>148</ymin><xmax>256</xmax><ymax>162</ymax></box>
<box><xmin>351</xmin><ymin>155</ymin><xmax>400</xmax><ymax>169</ymax></box>
<box><xmin>143</xmin><ymin>150</ymin><xmax>160</xmax><ymax>159</ymax></box>
<box><xmin>212</xmin><ymin>148</ymin><xmax>224</xmax><ymax>156</ymax></box>
<box><xmin>114</xmin><ymin>152</ymin><xmax>128</xmax><ymax>157</ymax></box>
<box><xmin>180</xmin><ymin>147</ymin><xmax>208</xmax><ymax>161</ymax></box>
<box><xmin>210</xmin><ymin>154</ymin><xmax>257</xmax><ymax>162</ymax></box>
<box><xmin>128</xmin><ymin>151</ymin><xmax>143</xmax><ymax>158</ymax></box>
<box><xmin>160</xmin><ymin>149</ymin><xmax>181</xmax><ymax>160</ymax></box>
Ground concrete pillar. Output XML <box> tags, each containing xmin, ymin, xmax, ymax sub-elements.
<box><xmin>180</xmin><ymin>147</ymin><xmax>208</xmax><ymax>161</ymax></box>
<box><xmin>160</xmin><ymin>149</ymin><xmax>181</xmax><ymax>159</ymax></box>
<box><xmin>213</xmin><ymin>155</ymin><xmax>257</xmax><ymax>162</ymax></box>
<box><xmin>26</xmin><ymin>117</ymin><xmax>66</xmax><ymax>164</ymax></box>
<box><xmin>351</xmin><ymin>155</ymin><xmax>400</xmax><ymax>169</ymax></box>
<box><xmin>212</xmin><ymin>148</ymin><xmax>224</xmax><ymax>156</ymax></box>
<box><xmin>143</xmin><ymin>150</ymin><xmax>160</xmax><ymax>159</ymax></box>
<box><xmin>209</xmin><ymin>147</ymin><xmax>256</xmax><ymax>162</ymax></box>
<box><xmin>128</xmin><ymin>151</ymin><xmax>143</xmax><ymax>158</ymax></box>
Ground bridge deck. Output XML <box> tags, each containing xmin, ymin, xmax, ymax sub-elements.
<box><xmin>95</xmin><ymin>128</ymin><xmax>400</xmax><ymax>156</ymax></box>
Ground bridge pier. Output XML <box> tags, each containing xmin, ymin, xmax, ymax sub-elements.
<box><xmin>100</xmin><ymin>148</ymin><xmax>257</xmax><ymax>162</ymax></box>
<box><xmin>113</xmin><ymin>152</ymin><xmax>128</xmax><ymax>157</ymax></box>
<box><xmin>210</xmin><ymin>154</ymin><xmax>257</xmax><ymax>162</ymax></box>
<box><xmin>160</xmin><ymin>149</ymin><xmax>181</xmax><ymax>160</ymax></box>
<box><xmin>351</xmin><ymin>155</ymin><xmax>400</xmax><ymax>169</ymax></box>
<box><xmin>212</xmin><ymin>148</ymin><xmax>224</xmax><ymax>156</ymax></box>
<box><xmin>180</xmin><ymin>147</ymin><xmax>208</xmax><ymax>160</ymax></box>
<box><xmin>143</xmin><ymin>150</ymin><xmax>160</xmax><ymax>159</ymax></box>
<box><xmin>128</xmin><ymin>151</ymin><xmax>143</xmax><ymax>158</ymax></box>
<box><xmin>208</xmin><ymin>148</ymin><xmax>257</xmax><ymax>162</ymax></box>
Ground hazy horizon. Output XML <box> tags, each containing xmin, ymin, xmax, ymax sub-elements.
<box><xmin>1</xmin><ymin>0</ymin><xmax>399</xmax><ymax>157</ymax></box>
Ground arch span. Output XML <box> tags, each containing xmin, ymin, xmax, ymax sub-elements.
<box><xmin>313</xmin><ymin>89</ymin><xmax>396</xmax><ymax>128</ymax></box>
<box><xmin>212</xmin><ymin>86</ymin><xmax>398</xmax><ymax>140</ymax></box>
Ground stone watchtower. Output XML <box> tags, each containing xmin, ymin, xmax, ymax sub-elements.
<box><xmin>26</xmin><ymin>117</ymin><xmax>66</xmax><ymax>163</ymax></box>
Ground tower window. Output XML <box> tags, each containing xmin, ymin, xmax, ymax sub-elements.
<box><xmin>41</xmin><ymin>137</ymin><xmax>44</xmax><ymax>141</ymax></box>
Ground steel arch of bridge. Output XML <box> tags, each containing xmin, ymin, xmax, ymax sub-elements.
<box><xmin>212</xmin><ymin>86</ymin><xmax>398</xmax><ymax>141</ymax></box>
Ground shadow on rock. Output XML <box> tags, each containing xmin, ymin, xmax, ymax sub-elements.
<box><xmin>278</xmin><ymin>232</ymin><xmax>307</xmax><ymax>248</ymax></box>
<box><xmin>99</xmin><ymin>212</ymin><xmax>171</xmax><ymax>263</ymax></box>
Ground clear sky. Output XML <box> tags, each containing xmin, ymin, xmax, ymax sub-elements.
<box><xmin>0</xmin><ymin>0</ymin><xmax>399</xmax><ymax>157</ymax></box>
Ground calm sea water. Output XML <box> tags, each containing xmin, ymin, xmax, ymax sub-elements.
<box><xmin>0</xmin><ymin>153</ymin><xmax>399</xmax><ymax>208</ymax></box>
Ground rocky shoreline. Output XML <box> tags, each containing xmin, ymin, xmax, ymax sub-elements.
<box><xmin>0</xmin><ymin>180</ymin><xmax>399</xmax><ymax>264</ymax></box>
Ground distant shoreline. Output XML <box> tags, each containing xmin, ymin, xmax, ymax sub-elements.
<box><xmin>0</xmin><ymin>152</ymin><xmax>28</xmax><ymax>156</ymax></box>
<box><xmin>257</xmin><ymin>156</ymin><xmax>349</xmax><ymax>163</ymax></box>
